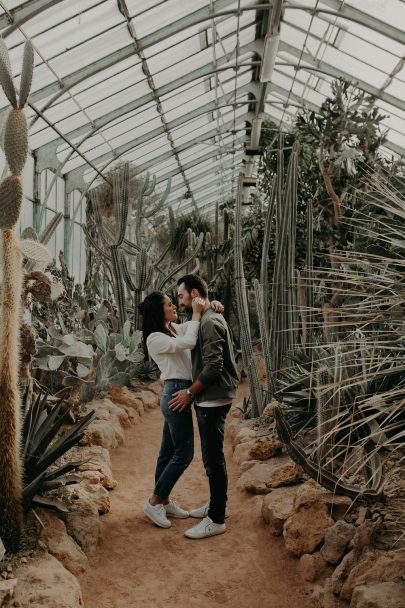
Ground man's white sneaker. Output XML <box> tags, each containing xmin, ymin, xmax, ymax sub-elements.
<box><xmin>184</xmin><ymin>516</ymin><xmax>226</xmax><ymax>539</ymax></box>
<box><xmin>164</xmin><ymin>500</ymin><xmax>189</xmax><ymax>518</ymax></box>
<box><xmin>189</xmin><ymin>502</ymin><xmax>229</xmax><ymax>519</ymax></box>
<box><xmin>143</xmin><ymin>501</ymin><xmax>171</xmax><ymax>528</ymax></box>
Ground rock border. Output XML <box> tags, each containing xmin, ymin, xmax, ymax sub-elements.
<box><xmin>2</xmin><ymin>381</ymin><xmax>162</xmax><ymax>608</ymax></box>
<box><xmin>228</xmin><ymin>410</ymin><xmax>405</xmax><ymax>608</ymax></box>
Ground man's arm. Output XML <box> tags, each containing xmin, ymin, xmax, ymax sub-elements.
<box><xmin>169</xmin><ymin>319</ymin><xmax>225</xmax><ymax>412</ymax></box>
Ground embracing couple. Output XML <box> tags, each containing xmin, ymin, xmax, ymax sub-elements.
<box><xmin>140</xmin><ymin>274</ymin><xmax>239</xmax><ymax>539</ymax></box>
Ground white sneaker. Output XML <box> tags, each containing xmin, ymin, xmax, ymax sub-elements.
<box><xmin>189</xmin><ymin>502</ymin><xmax>229</xmax><ymax>519</ymax></box>
<box><xmin>143</xmin><ymin>501</ymin><xmax>171</xmax><ymax>528</ymax></box>
<box><xmin>164</xmin><ymin>500</ymin><xmax>189</xmax><ymax>518</ymax></box>
<box><xmin>185</xmin><ymin>516</ymin><xmax>226</xmax><ymax>539</ymax></box>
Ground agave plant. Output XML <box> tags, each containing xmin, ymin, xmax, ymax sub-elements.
<box><xmin>21</xmin><ymin>390</ymin><xmax>96</xmax><ymax>512</ymax></box>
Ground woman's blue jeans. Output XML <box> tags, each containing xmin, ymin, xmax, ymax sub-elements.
<box><xmin>153</xmin><ymin>379</ymin><xmax>194</xmax><ymax>501</ymax></box>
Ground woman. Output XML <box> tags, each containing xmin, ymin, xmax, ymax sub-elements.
<box><xmin>140</xmin><ymin>291</ymin><xmax>223</xmax><ymax>528</ymax></box>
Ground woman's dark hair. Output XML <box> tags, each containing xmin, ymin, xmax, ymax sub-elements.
<box><xmin>139</xmin><ymin>291</ymin><xmax>171</xmax><ymax>350</ymax></box>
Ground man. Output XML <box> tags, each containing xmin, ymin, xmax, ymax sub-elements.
<box><xmin>169</xmin><ymin>274</ymin><xmax>239</xmax><ymax>539</ymax></box>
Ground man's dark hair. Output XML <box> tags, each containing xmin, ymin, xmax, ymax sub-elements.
<box><xmin>177</xmin><ymin>274</ymin><xmax>208</xmax><ymax>298</ymax></box>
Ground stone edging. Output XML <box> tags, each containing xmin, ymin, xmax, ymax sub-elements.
<box><xmin>1</xmin><ymin>381</ymin><xmax>162</xmax><ymax>608</ymax></box>
<box><xmin>227</xmin><ymin>412</ymin><xmax>405</xmax><ymax>608</ymax></box>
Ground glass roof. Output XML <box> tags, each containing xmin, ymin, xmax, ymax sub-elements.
<box><xmin>0</xmin><ymin>0</ymin><xmax>403</xmax><ymax>216</ymax></box>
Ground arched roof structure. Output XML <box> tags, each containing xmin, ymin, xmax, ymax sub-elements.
<box><xmin>0</xmin><ymin>0</ymin><xmax>404</xmax><ymax>217</ymax></box>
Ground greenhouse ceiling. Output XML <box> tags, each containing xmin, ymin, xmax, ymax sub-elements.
<box><xmin>0</xmin><ymin>0</ymin><xmax>404</xmax><ymax>216</ymax></box>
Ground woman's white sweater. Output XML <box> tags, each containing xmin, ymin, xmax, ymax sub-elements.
<box><xmin>146</xmin><ymin>320</ymin><xmax>200</xmax><ymax>380</ymax></box>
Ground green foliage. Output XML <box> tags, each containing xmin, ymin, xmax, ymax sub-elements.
<box><xmin>235</xmin><ymin>395</ymin><xmax>252</xmax><ymax>420</ymax></box>
<box><xmin>21</xmin><ymin>390</ymin><xmax>95</xmax><ymax>512</ymax></box>
<box><xmin>170</xmin><ymin>210</ymin><xmax>212</xmax><ymax>262</ymax></box>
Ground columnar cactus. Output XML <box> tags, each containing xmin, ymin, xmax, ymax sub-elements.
<box><xmin>269</xmin><ymin>141</ymin><xmax>299</xmax><ymax>374</ymax></box>
<box><xmin>0</xmin><ymin>39</ymin><xmax>34</xmax><ymax>552</ymax></box>
<box><xmin>223</xmin><ymin>207</ymin><xmax>229</xmax><ymax>243</ymax></box>
<box><xmin>234</xmin><ymin>177</ymin><xmax>265</xmax><ymax>417</ymax></box>
<box><xmin>87</xmin><ymin>162</ymin><xmax>130</xmax><ymax>329</ymax></box>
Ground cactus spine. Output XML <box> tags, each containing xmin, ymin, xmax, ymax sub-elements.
<box><xmin>0</xmin><ymin>40</ymin><xmax>34</xmax><ymax>552</ymax></box>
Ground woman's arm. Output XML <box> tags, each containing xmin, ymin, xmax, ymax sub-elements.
<box><xmin>147</xmin><ymin>321</ymin><xmax>200</xmax><ymax>355</ymax></box>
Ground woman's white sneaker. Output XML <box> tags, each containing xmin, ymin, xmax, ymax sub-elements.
<box><xmin>164</xmin><ymin>500</ymin><xmax>189</xmax><ymax>518</ymax></box>
<box><xmin>184</xmin><ymin>516</ymin><xmax>226</xmax><ymax>539</ymax></box>
<box><xmin>143</xmin><ymin>501</ymin><xmax>171</xmax><ymax>528</ymax></box>
<box><xmin>189</xmin><ymin>502</ymin><xmax>229</xmax><ymax>519</ymax></box>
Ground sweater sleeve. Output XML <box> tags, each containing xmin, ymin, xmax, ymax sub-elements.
<box><xmin>197</xmin><ymin>318</ymin><xmax>225</xmax><ymax>385</ymax></box>
<box><xmin>147</xmin><ymin>321</ymin><xmax>199</xmax><ymax>356</ymax></box>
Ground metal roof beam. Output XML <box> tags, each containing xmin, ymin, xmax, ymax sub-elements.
<box><xmin>174</xmin><ymin>170</ymin><xmax>236</xmax><ymax>199</ymax></box>
<box><xmin>169</xmin><ymin>155</ymin><xmax>243</xmax><ymax>195</ymax></box>
<box><xmin>278</xmin><ymin>40</ymin><xmax>405</xmax><ymax>114</ymax></box>
<box><xmin>0</xmin><ymin>0</ymin><xmax>65</xmax><ymax>32</ymax></box>
<box><xmin>16</xmin><ymin>3</ymin><xmax>261</xmax><ymax>109</ymax></box>
<box><xmin>155</xmin><ymin>147</ymin><xmax>245</xmax><ymax>185</ymax></box>
<box><xmin>65</xmin><ymin>113</ymin><xmax>253</xmax><ymax>191</ymax></box>
<box><xmin>311</xmin><ymin>0</ymin><xmax>405</xmax><ymax>45</ymax></box>
<box><xmin>33</xmin><ymin>43</ymin><xmax>259</xmax><ymax>154</ymax></box>
<box><xmin>61</xmin><ymin>103</ymin><xmax>249</xmax><ymax>177</ymax></box>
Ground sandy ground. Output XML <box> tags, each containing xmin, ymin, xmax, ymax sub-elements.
<box><xmin>79</xmin><ymin>403</ymin><xmax>313</xmax><ymax>608</ymax></box>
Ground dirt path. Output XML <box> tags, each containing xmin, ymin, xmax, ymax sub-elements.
<box><xmin>79</xmin><ymin>405</ymin><xmax>312</xmax><ymax>608</ymax></box>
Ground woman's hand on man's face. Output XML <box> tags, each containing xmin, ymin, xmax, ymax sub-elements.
<box><xmin>192</xmin><ymin>297</ymin><xmax>205</xmax><ymax>314</ymax></box>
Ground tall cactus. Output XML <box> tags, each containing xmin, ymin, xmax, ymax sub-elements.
<box><xmin>260</xmin><ymin>176</ymin><xmax>277</xmax><ymax>332</ymax></box>
<box><xmin>87</xmin><ymin>163</ymin><xmax>130</xmax><ymax>329</ymax></box>
<box><xmin>0</xmin><ymin>40</ymin><xmax>34</xmax><ymax>552</ymax></box>
<box><xmin>253</xmin><ymin>279</ymin><xmax>273</xmax><ymax>399</ymax></box>
<box><xmin>269</xmin><ymin>141</ymin><xmax>299</xmax><ymax>374</ymax></box>
<box><xmin>234</xmin><ymin>177</ymin><xmax>265</xmax><ymax>417</ymax></box>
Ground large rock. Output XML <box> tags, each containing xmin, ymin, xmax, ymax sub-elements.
<box><xmin>227</xmin><ymin>420</ymin><xmax>252</xmax><ymax>445</ymax></box>
<box><xmin>133</xmin><ymin>389</ymin><xmax>159</xmax><ymax>410</ymax></box>
<box><xmin>91</xmin><ymin>397</ymin><xmax>133</xmax><ymax>428</ymax></box>
<box><xmin>331</xmin><ymin>520</ymin><xmax>381</xmax><ymax>596</ymax></box>
<box><xmin>81</xmin><ymin>417</ymin><xmax>124</xmax><ymax>450</ymax></box>
<box><xmin>66</xmin><ymin>482</ymin><xmax>110</xmax><ymax>515</ymax></box>
<box><xmin>0</xmin><ymin>537</ymin><xmax>4</xmax><ymax>560</ymax></box>
<box><xmin>283</xmin><ymin>503</ymin><xmax>333</xmax><ymax>557</ymax></box>
<box><xmin>107</xmin><ymin>386</ymin><xmax>143</xmax><ymax>421</ymax></box>
<box><xmin>13</xmin><ymin>553</ymin><xmax>84</xmax><ymax>607</ymax></box>
<box><xmin>320</xmin><ymin>520</ymin><xmax>355</xmax><ymax>565</ymax></box>
<box><xmin>298</xmin><ymin>552</ymin><xmax>328</xmax><ymax>582</ymax></box>
<box><xmin>143</xmin><ymin>380</ymin><xmax>163</xmax><ymax>396</ymax></box>
<box><xmin>248</xmin><ymin>435</ymin><xmax>283</xmax><ymax>460</ymax></box>
<box><xmin>0</xmin><ymin>579</ymin><xmax>17</xmax><ymax>606</ymax></box>
<box><xmin>294</xmin><ymin>479</ymin><xmax>353</xmax><ymax>521</ymax></box>
<box><xmin>340</xmin><ymin>550</ymin><xmax>405</xmax><ymax>601</ymax></box>
<box><xmin>237</xmin><ymin>457</ymin><xmax>303</xmax><ymax>494</ymax></box>
<box><xmin>261</xmin><ymin>486</ymin><xmax>298</xmax><ymax>535</ymax></box>
<box><xmin>68</xmin><ymin>445</ymin><xmax>117</xmax><ymax>490</ymax></box>
<box><xmin>62</xmin><ymin>482</ymin><xmax>109</xmax><ymax>554</ymax></box>
<box><xmin>350</xmin><ymin>582</ymin><xmax>405</xmax><ymax>608</ymax></box>
<box><xmin>312</xmin><ymin>578</ymin><xmax>342</xmax><ymax>608</ymax></box>
<box><xmin>232</xmin><ymin>426</ymin><xmax>257</xmax><ymax>448</ymax></box>
<box><xmin>233</xmin><ymin>440</ymin><xmax>254</xmax><ymax>465</ymax></box>
<box><xmin>38</xmin><ymin>510</ymin><xmax>88</xmax><ymax>577</ymax></box>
